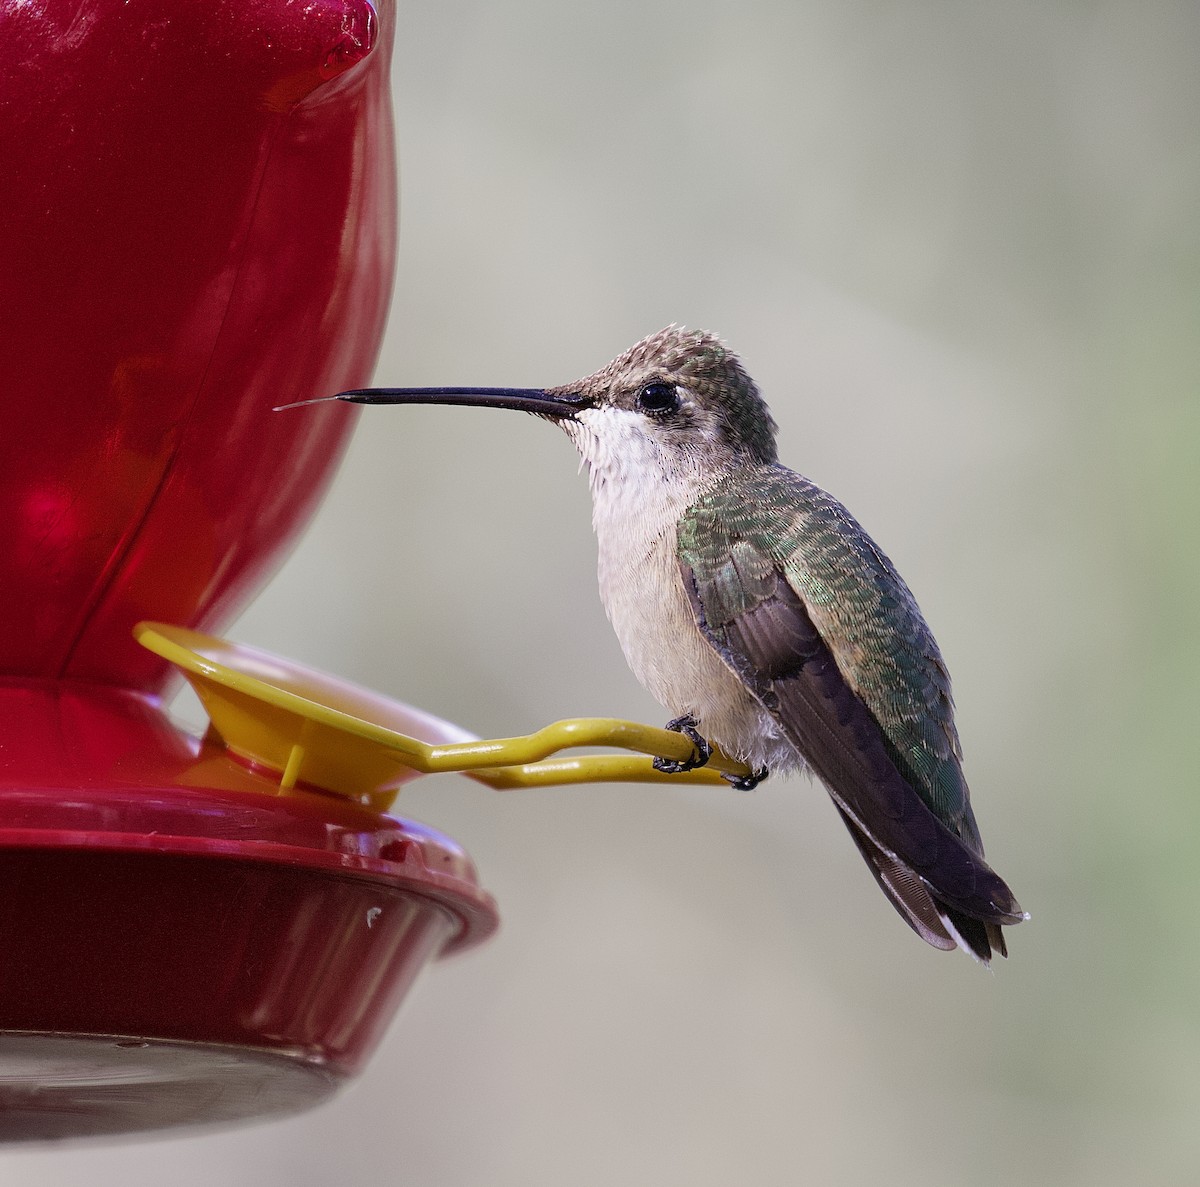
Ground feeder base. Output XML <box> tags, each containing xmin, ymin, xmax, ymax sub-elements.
<box><xmin>0</xmin><ymin>1033</ymin><xmax>339</xmax><ymax>1142</ymax></box>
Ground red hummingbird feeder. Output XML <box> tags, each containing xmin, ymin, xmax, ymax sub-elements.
<box><xmin>0</xmin><ymin>0</ymin><xmax>501</xmax><ymax>1140</ymax></box>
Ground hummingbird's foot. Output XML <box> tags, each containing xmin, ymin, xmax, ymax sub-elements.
<box><xmin>653</xmin><ymin>714</ymin><xmax>713</xmax><ymax>774</ymax></box>
<box><xmin>722</xmin><ymin>766</ymin><xmax>769</xmax><ymax>792</ymax></box>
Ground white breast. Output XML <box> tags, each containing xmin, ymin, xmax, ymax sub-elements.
<box><xmin>564</xmin><ymin>408</ymin><xmax>797</xmax><ymax>773</ymax></box>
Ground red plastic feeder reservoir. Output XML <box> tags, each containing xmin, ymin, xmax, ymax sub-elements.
<box><xmin>0</xmin><ymin>0</ymin><xmax>497</xmax><ymax>1140</ymax></box>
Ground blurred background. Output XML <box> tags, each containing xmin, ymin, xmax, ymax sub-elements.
<box><xmin>8</xmin><ymin>0</ymin><xmax>1199</xmax><ymax>1183</ymax></box>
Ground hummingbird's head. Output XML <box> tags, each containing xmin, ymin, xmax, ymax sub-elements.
<box><xmin>552</xmin><ymin>327</ymin><xmax>778</xmax><ymax>483</ymax></box>
<box><xmin>280</xmin><ymin>326</ymin><xmax>777</xmax><ymax>490</ymax></box>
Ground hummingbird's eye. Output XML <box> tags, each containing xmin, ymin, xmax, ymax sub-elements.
<box><xmin>635</xmin><ymin>381</ymin><xmax>680</xmax><ymax>417</ymax></box>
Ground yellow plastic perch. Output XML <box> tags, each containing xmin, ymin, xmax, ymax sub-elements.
<box><xmin>135</xmin><ymin>622</ymin><xmax>754</xmax><ymax>810</ymax></box>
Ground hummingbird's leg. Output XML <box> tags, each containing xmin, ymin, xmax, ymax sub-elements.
<box><xmin>722</xmin><ymin>767</ymin><xmax>769</xmax><ymax>791</ymax></box>
<box><xmin>653</xmin><ymin>714</ymin><xmax>713</xmax><ymax>774</ymax></box>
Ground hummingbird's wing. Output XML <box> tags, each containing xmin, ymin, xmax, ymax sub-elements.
<box><xmin>677</xmin><ymin>466</ymin><xmax>1022</xmax><ymax>961</ymax></box>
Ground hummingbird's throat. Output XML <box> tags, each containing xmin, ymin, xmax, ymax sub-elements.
<box><xmin>562</xmin><ymin>406</ymin><xmax>714</xmax><ymax>543</ymax></box>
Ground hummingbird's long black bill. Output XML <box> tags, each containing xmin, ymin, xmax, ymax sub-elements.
<box><xmin>274</xmin><ymin>387</ymin><xmax>590</xmax><ymax>418</ymax></box>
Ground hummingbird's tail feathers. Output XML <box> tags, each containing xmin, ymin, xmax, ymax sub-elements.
<box><xmin>834</xmin><ymin>803</ymin><xmax>1009</xmax><ymax>962</ymax></box>
<box><xmin>932</xmin><ymin>913</ymin><xmax>1009</xmax><ymax>965</ymax></box>
<box><xmin>987</xmin><ymin>922</ymin><xmax>1009</xmax><ymax>960</ymax></box>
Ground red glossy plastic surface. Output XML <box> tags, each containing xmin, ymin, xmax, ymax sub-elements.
<box><xmin>0</xmin><ymin>682</ymin><xmax>498</xmax><ymax>1139</ymax></box>
<box><xmin>0</xmin><ymin>0</ymin><xmax>397</xmax><ymax>693</ymax></box>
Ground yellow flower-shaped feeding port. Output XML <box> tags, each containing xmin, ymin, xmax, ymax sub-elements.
<box><xmin>135</xmin><ymin>622</ymin><xmax>753</xmax><ymax>811</ymax></box>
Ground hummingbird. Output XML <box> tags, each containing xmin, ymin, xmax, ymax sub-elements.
<box><xmin>281</xmin><ymin>326</ymin><xmax>1025</xmax><ymax>962</ymax></box>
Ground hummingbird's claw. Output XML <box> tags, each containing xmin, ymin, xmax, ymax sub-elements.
<box><xmin>653</xmin><ymin>714</ymin><xmax>713</xmax><ymax>775</ymax></box>
<box><xmin>722</xmin><ymin>766</ymin><xmax>769</xmax><ymax>791</ymax></box>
